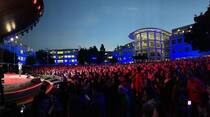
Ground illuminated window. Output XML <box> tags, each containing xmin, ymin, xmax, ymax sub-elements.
<box><xmin>148</xmin><ymin>32</ymin><xmax>154</xmax><ymax>40</ymax></box>
<box><xmin>53</xmin><ymin>56</ymin><xmax>56</xmax><ymax>58</ymax></box>
<box><xmin>58</xmin><ymin>56</ymin><xmax>63</xmax><ymax>59</ymax></box>
<box><xmin>68</xmin><ymin>55</ymin><xmax>71</xmax><ymax>58</ymax></box>
<box><xmin>162</xmin><ymin>34</ymin><xmax>169</xmax><ymax>40</ymax></box>
<box><xmin>150</xmin><ymin>42</ymin><xmax>154</xmax><ymax>47</ymax></box>
<box><xmin>64</xmin><ymin>55</ymin><xmax>67</xmax><ymax>58</ymax></box>
<box><xmin>142</xmin><ymin>41</ymin><xmax>147</xmax><ymax>48</ymax></box>
<box><xmin>57</xmin><ymin>51</ymin><xmax>64</xmax><ymax>54</ymax></box>
<box><xmin>20</xmin><ymin>50</ymin><xmax>23</xmax><ymax>54</ymax></box>
<box><xmin>64</xmin><ymin>60</ymin><xmax>68</xmax><ymax>62</ymax></box>
<box><xmin>58</xmin><ymin>60</ymin><xmax>63</xmax><ymax>63</ymax></box>
<box><xmin>50</xmin><ymin>51</ymin><xmax>56</xmax><ymax>54</ymax></box>
<box><xmin>136</xmin><ymin>34</ymin><xmax>140</xmax><ymax>40</ymax></box>
<box><xmin>156</xmin><ymin>33</ymin><xmax>160</xmax><ymax>40</ymax></box>
<box><xmin>141</xmin><ymin>32</ymin><xmax>147</xmax><ymax>40</ymax></box>
<box><xmin>72</xmin><ymin>55</ymin><xmax>75</xmax><ymax>58</ymax></box>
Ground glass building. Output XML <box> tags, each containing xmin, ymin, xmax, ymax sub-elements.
<box><xmin>129</xmin><ymin>28</ymin><xmax>171</xmax><ymax>60</ymax></box>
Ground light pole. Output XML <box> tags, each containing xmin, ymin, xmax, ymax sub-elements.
<box><xmin>10</xmin><ymin>36</ymin><xmax>18</xmax><ymax>73</ymax></box>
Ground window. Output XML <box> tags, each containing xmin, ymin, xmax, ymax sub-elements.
<box><xmin>58</xmin><ymin>60</ymin><xmax>63</xmax><ymax>63</ymax></box>
<box><xmin>58</xmin><ymin>56</ymin><xmax>63</xmax><ymax>59</ymax></box>
<box><xmin>20</xmin><ymin>50</ymin><xmax>23</xmax><ymax>54</ymax></box>
<box><xmin>50</xmin><ymin>51</ymin><xmax>56</xmax><ymax>54</ymax></box>
<box><xmin>156</xmin><ymin>43</ymin><xmax>160</xmax><ymax>48</ymax></box>
<box><xmin>141</xmin><ymin>32</ymin><xmax>147</xmax><ymax>40</ymax></box>
<box><xmin>148</xmin><ymin>32</ymin><xmax>154</xmax><ymax>40</ymax></box>
<box><xmin>142</xmin><ymin>41</ymin><xmax>147</xmax><ymax>48</ymax></box>
<box><xmin>162</xmin><ymin>34</ymin><xmax>169</xmax><ymax>40</ymax></box>
<box><xmin>156</xmin><ymin>33</ymin><xmax>161</xmax><ymax>40</ymax></box>
<box><xmin>136</xmin><ymin>34</ymin><xmax>140</xmax><ymax>40</ymax></box>
<box><xmin>57</xmin><ymin>51</ymin><xmax>64</xmax><ymax>54</ymax></box>
<box><xmin>150</xmin><ymin>42</ymin><xmax>154</xmax><ymax>47</ymax></box>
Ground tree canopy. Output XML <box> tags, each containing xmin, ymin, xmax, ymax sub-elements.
<box><xmin>77</xmin><ymin>44</ymin><xmax>106</xmax><ymax>65</ymax></box>
<box><xmin>185</xmin><ymin>5</ymin><xmax>210</xmax><ymax>51</ymax></box>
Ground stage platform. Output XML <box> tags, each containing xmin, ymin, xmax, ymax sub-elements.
<box><xmin>3</xmin><ymin>73</ymin><xmax>42</xmax><ymax>105</ymax></box>
<box><xmin>4</xmin><ymin>74</ymin><xmax>34</xmax><ymax>92</ymax></box>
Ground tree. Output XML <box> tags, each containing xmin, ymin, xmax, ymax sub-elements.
<box><xmin>77</xmin><ymin>48</ymin><xmax>88</xmax><ymax>65</ymax></box>
<box><xmin>77</xmin><ymin>45</ymin><xmax>107</xmax><ymax>65</ymax></box>
<box><xmin>25</xmin><ymin>55</ymin><xmax>36</xmax><ymax>65</ymax></box>
<box><xmin>185</xmin><ymin>4</ymin><xmax>210</xmax><ymax>51</ymax></box>
<box><xmin>100</xmin><ymin>44</ymin><xmax>105</xmax><ymax>52</ymax></box>
<box><xmin>36</xmin><ymin>50</ymin><xmax>55</xmax><ymax>65</ymax></box>
<box><xmin>98</xmin><ymin>44</ymin><xmax>106</xmax><ymax>63</ymax></box>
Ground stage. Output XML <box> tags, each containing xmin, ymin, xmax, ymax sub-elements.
<box><xmin>3</xmin><ymin>73</ymin><xmax>42</xmax><ymax>105</ymax></box>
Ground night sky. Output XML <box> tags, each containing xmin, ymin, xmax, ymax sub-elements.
<box><xmin>21</xmin><ymin>0</ymin><xmax>209</xmax><ymax>51</ymax></box>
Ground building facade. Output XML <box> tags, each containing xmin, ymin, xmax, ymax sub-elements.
<box><xmin>129</xmin><ymin>28</ymin><xmax>171</xmax><ymax>60</ymax></box>
<box><xmin>46</xmin><ymin>49</ymin><xmax>78</xmax><ymax>65</ymax></box>
<box><xmin>0</xmin><ymin>38</ymin><xmax>35</xmax><ymax>65</ymax></box>
<box><xmin>170</xmin><ymin>24</ymin><xmax>201</xmax><ymax>60</ymax></box>
<box><xmin>112</xmin><ymin>42</ymin><xmax>134</xmax><ymax>63</ymax></box>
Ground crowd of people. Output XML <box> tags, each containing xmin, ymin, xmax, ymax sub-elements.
<box><xmin>25</xmin><ymin>57</ymin><xmax>210</xmax><ymax>117</ymax></box>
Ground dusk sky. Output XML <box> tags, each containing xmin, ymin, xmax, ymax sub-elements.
<box><xmin>21</xmin><ymin>0</ymin><xmax>209</xmax><ymax>51</ymax></box>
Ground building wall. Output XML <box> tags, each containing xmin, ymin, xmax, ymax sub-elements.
<box><xmin>170</xmin><ymin>24</ymin><xmax>202</xmax><ymax>60</ymax></box>
<box><xmin>47</xmin><ymin>49</ymin><xmax>78</xmax><ymax>65</ymax></box>
<box><xmin>0</xmin><ymin>40</ymin><xmax>34</xmax><ymax>65</ymax></box>
<box><xmin>129</xmin><ymin>28</ymin><xmax>171</xmax><ymax>60</ymax></box>
<box><xmin>170</xmin><ymin>34</ymin><xmax>201</xmax><ymax>59</ymax></box>
<box><xmin>112</xmin><ymin>42</ymin><xmax>134</xmax><ymax>63</ymax></box>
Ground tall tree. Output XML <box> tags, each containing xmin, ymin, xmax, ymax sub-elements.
<box><xmin>36</xmin><ymin>50</ymin><xmax>55</xmax><ymax>65</ymax></box>
<box><xmin>185</xmin><ymin>4</ymin><xmax>210</xmax><ymax>51</ymax></box>
<box><xmin>77</xmin><ymin>48</ymin><xmax>88</xmax><ymax>65</ymax></box>
<box><xmin>98</xmin><ymin>44</ymin><xmax>106</xmax><ymax>63</ymax></box>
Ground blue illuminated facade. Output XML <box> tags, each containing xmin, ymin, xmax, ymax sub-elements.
<box><xmin>112</xmin><ymin>42</ymin><xmax>134</xmax><ymax>63</ymax></box>
<box><xmin>46</xmin><ymin>49</ymin><xmax>78</xmax><ymax>65</ymax></box>
<box><xmin>170</xmin><ymin>24</ymin><xmax>202</xmax><ymax>60</ymax></box>
<box><xmin>0</xmin><ymin>39</ymin><xmax>34</xmax><ymax>64</ymax></box>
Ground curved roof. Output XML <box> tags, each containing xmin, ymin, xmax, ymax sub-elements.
<box><xmin>0</xmin><ymin>0</ymin><xmax>44</xmax><ymax>39</ymax></box>
<box><xmin>129</xmin><ymin>27</ymin><xmax>171</xmax><ymax>40</ymax></box>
